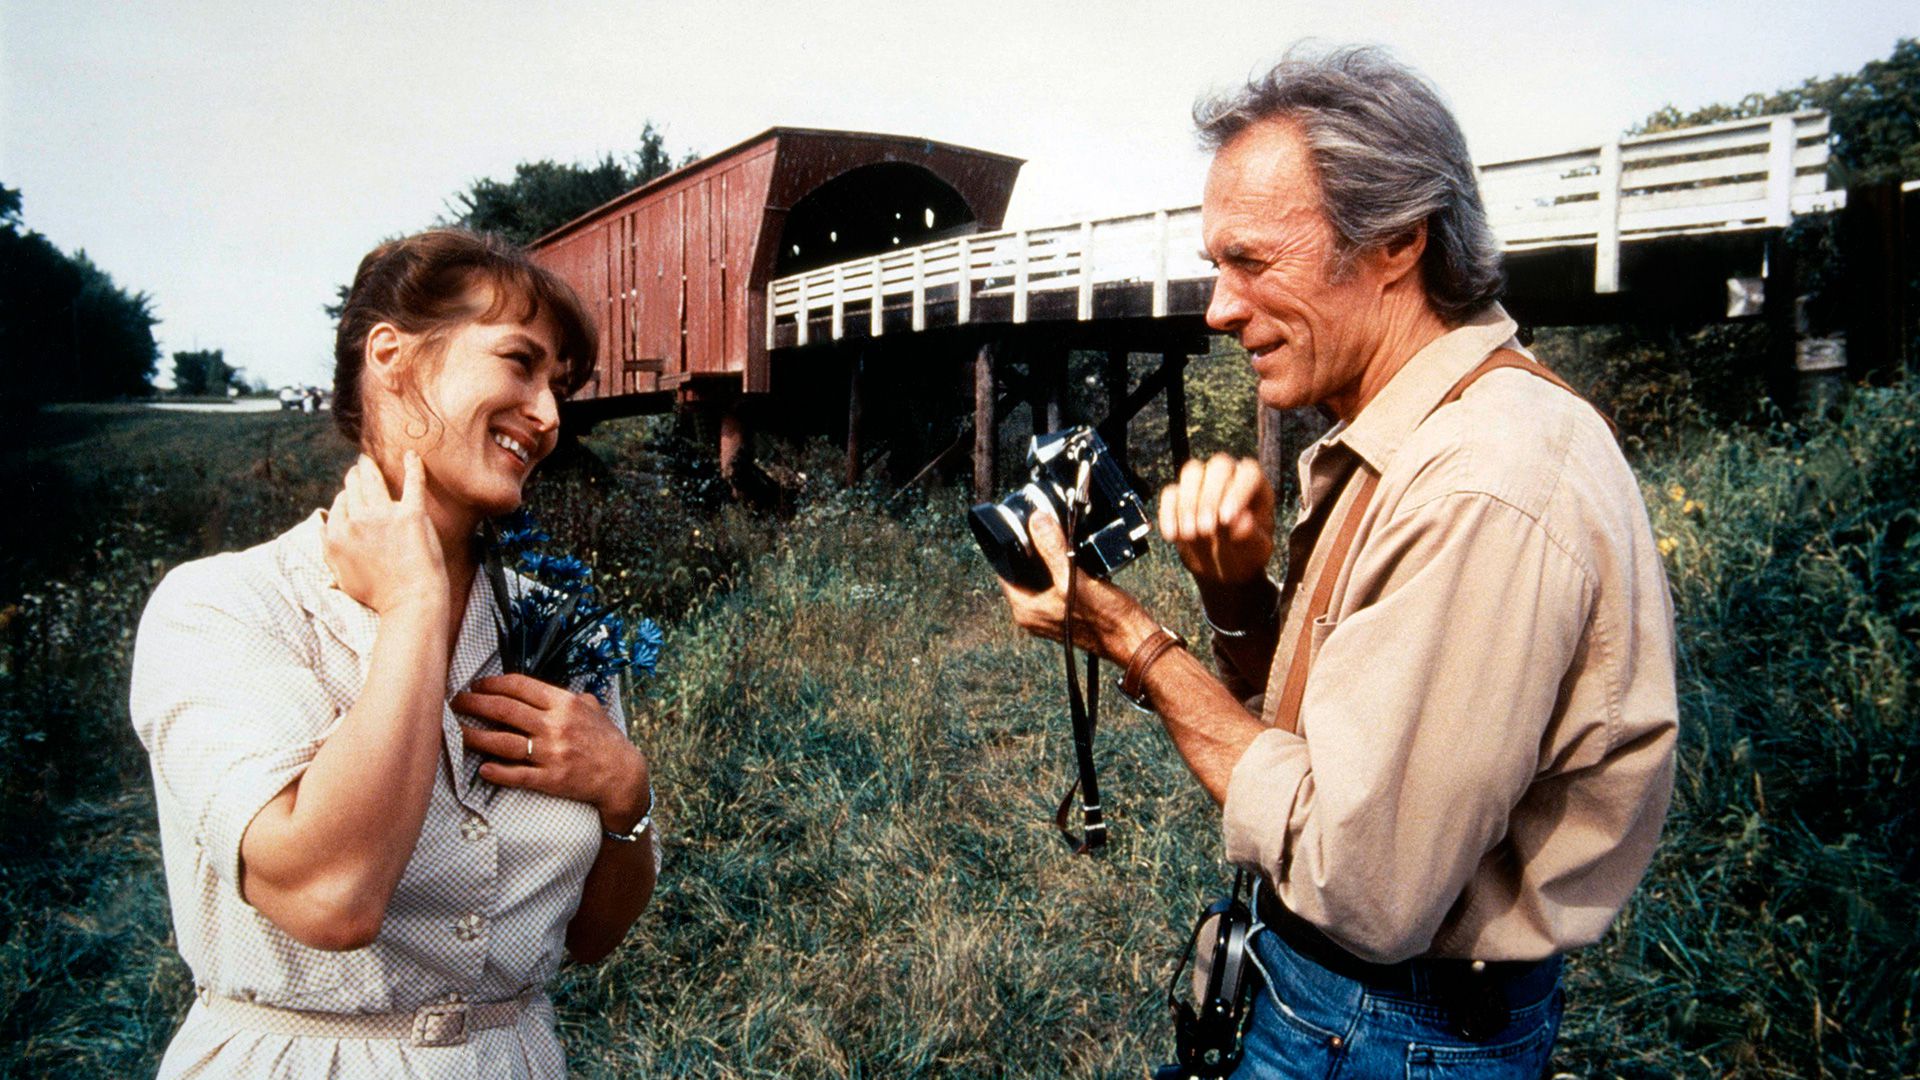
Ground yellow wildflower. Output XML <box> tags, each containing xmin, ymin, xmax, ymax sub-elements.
<box><xmin>1682</xmin><ymin>499</ymin><xmax>1700</xmax><ymax>515</ymax></box>
<box><xmin>1658</xmin><ymin>537</ymin><xmax>1679</xmax><ymax>557</ymax></box>
<box><xmin>1666</xmin><ymin>482</ymin><xmax>1686</xmax><ymax>502</ymax></box>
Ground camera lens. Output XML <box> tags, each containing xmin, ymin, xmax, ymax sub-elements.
<box><xmin>967</xmin><ymin>491</ymin><xmax>1051</xmax><ymax>591</ymax></box>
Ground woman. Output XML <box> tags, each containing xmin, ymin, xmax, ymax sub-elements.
<box><xmin>130</xmin><ymin>229</ymin><xmax>657</xmax><ymax>1078</ymax></box>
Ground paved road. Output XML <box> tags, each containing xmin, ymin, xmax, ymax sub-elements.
<box><xmin>147</xmin><ymin>398</ymin><xmax>301</xmax><ymax>413</ymax></box>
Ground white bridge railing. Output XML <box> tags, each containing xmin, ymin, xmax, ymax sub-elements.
<box><xmin>768</xmin><ymin>110</ymin><xmax>1839</xmax><ymax>345</ymax></box>
<box><xmin>1479</xmin><ymin>109</ymin><xmax>1838</xmax><ymax>291</ymax></box>
<box><xmin>766</xmin><ymin>207</ymin><xmax>1211</xmax><ymax>347</ymax></box>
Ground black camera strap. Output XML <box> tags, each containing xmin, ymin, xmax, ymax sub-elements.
<box><xmin>1055</xmin><ymin>469</ymin><xmax>1107</xmax><ymax>855</ymax></box>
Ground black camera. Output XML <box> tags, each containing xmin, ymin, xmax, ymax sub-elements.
<box><xmin>1154</xmin><ymin>872</ymin><xmax>1259</xmax><ymax>1080</ymax></box>
<box><xmin>968</xmin><ymin>426</ymin><xmax>1153</xmax><ymax>591</ymax></box>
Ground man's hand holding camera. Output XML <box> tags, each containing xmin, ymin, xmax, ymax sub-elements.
<box><xmin>997</xmin><ymin>451</ymin><xmax>1278</xmax><ymax>663</ymax></box>
<box><xmin>996</xmin><ymin>506</ymin><xmax>1162</xmax><ymax>662</ymax></box>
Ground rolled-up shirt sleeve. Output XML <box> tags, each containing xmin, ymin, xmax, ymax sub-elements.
<box><xmin>1222</xmin><ymin>489</ymin><xmax>1595</xmax><ymax>963</ymax></box>
<box><xmin>130</xmin><ymin>561</ymin><xmax>339</xmax><ymax>902</ymax></box>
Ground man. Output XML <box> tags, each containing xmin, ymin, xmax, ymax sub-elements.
<box><xmin>999</xmin><ymin>47</ymin><xmax>1677</xmax><ymax>1076</ymax></box>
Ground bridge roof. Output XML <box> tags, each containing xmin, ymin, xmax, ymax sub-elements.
<box><xmin>531</xmin><ymin>126</ymin><xmax>1025</xmax><ymax>248</ymax></box>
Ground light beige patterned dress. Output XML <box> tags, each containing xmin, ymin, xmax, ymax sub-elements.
<box><xmin>131</xmin><ymin>511</ymin><xmax>638</xmax><ymax>1078</ymax></box>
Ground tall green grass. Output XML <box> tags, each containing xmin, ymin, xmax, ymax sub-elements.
<box><xmin>1</xmin><ymin>382</ymin><xmax>1915</xmax><ymax>1077</ymax></box>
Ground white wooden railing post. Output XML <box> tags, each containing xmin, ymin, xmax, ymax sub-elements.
<box><xmin>1765</xmin><ymin>115</ymin><xmax>1796</xmax><ymax>227</ymax></box>
<box><xmin>1152</xmin><ymin>209</ymin><xmax>1170</xmax><ymax>318</ymax></box>
<box><xmin>869</xmin><ymin>256</ymin><xmax>884</xmax><ymax>337</ymax></box>
<box><xmin>956</xmin><ymin>236</ymin><xmax>972</xmax><ymax>325</ymax></box>
<box><xmin>1076</xmin><ymin>221</ymin><xmax>1095</xmax><ymax>321</ymax></box>
<box><xmin>831</xmin><ymin>263</ymin><xmax>845</xmax><ymax>341</ymax></box>
<box><xmin>911</xmin><ymin>247</ymin><xmax>926</xmax><ymax>332</ymax></box>
<box><xmin>1594</xmin><ymin>141</ymin><xmax>1623</xmax><ymax>294</ymax></box>
<box><xmin>1012</xmin><ymin>230</ymin><xmax>1030</xmax><ymax>324</ymax></box>
<box><xmin>796</xmin><ymin>278</ymin><xmax>811</xmax><ymax>346</ymax></box>
<box><xmin>765</xmin><ymin>288</ymin><xmax>775</xmax><ymax>350</ymax></box>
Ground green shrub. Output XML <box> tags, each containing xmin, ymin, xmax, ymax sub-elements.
<box><xmin>1558</xmin><ymin>380</ymin><xmax>1920</xmax><ymax>1076</ymax></box>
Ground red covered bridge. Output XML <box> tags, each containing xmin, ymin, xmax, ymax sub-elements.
<box><xmin>530</xmin><ymin>128</ymin><xmax>1021</xmax><ymax>421</ymax></box>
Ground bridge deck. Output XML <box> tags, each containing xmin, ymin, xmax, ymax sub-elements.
<box><xmin>766</xmin><ymin>110</ymin><xmax>1838</xmax><ymax>347</ymax></box>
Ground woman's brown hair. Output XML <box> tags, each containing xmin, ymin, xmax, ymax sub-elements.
<box><xmin>331</xmin><ymin>228</ymin><xmax>598</xmax><ymax>445</ymax></box>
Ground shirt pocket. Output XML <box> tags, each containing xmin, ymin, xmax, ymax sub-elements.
<box><xmin>1306</xmin><ymin>613</ymin><xmax>1339</xmax><ymax>671</ymax></box>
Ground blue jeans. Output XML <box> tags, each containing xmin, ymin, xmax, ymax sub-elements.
<box><xmin>1231</xmin><ymin>921</ymin><xmax>1563</xmax><ymax>1079</ymax></box>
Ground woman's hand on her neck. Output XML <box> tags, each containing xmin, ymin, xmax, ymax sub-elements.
<box><xmin>322</xmin><ymin>451</ymin><xmax>449</xmax><ymax>618</ymax></box>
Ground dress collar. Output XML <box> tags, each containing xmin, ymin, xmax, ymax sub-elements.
<box><xmin>275</xmin><ymin>509</ymin><xmax>496</xmax><ymax>689</ymax></box>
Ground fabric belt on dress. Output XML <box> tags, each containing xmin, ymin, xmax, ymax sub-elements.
<box><xmin>200</xmin><ymin>988</ymin><xmax>542</xmax><ymax>1048</ymax></box>
<box><xmin>1255</xmin><ymin>885</ymin><xmax>1559</xmax><ymax>1038</ymax></box>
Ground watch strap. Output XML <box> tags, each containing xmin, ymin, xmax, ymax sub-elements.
<box><xmin>1119</xmin><ymin>626</ymin><xmax>1187</xmax><ymax>708</ymax></box>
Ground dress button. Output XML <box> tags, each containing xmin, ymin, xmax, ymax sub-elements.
<box><xmin>460</xmin><ymin>815</ymin><xmax>491</xmax><ymax>841</ymax></box>
<box><xmin>453</xmin><ymin>913</ymin><xmax>486</xmax><ymax>941</ymax></box>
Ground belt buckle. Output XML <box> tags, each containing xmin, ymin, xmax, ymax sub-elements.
<box><xmin>412</xmin><ymin>1001</ymin><xmax>470</xmax><ymax>1047</ymax></box>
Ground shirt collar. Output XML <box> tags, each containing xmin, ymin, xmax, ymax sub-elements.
<box><xmin>1329</xmin><ymin>304</ymin><xmax>1519</xmax><ymax>475</ymax></box>
<box><xmin>277</xmin><ymin>509</ymin><xmax>379</xmax><ymax>661</ymax></box>
<box><xmin>275</xmin><ymin>510</ymin><xmax>495</xmax><ymax>685</ymax></box>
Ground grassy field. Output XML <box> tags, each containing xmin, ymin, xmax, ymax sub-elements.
<box><xmin>1</xmin><ymin>379</ymin><xmax>1915</xmax><ymax>1077</ymax></box>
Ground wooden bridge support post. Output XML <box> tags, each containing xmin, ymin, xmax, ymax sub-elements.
<box><xmin>1258</xmin><ymin>406</ymin><xmax>1332</xmax><ymax>512</ymax></box>
<box><xmin>1164</xmin><ymin>351</ymin><xmax>1191</xmax><ymax>465</ymax></box>
<box><xmin>1044</xmin><ymin>348</ymin><xmax>1069</xmax><ymax>433</ymax></box>
<box><xmin>846</xmin><ymin>353</ymin><xmax>867</xmax><ymax>486</ymax></box>
<box><xmin>1102</xmin><ymin>350</ymin><xmax>1131</xmax><ymax>470</ymax></box>
<box><xmin>718</xmin><ymin>401</ymin><xmax>749</xmax><ymax>488</ymax></box>
<box><xmin>1762</xmin><ymin>234</ymin><xmax>1800</xmax><ymax>410</ymax></box>
<box><xmin>973</xmin><ymin>343</ymin><xmax>997</xmax><ymax>501</ymax></box>
<box><xmin>1841</xmin><ymin>181</ymin><xmax>1911</xmax><ymax>379</ymax></box>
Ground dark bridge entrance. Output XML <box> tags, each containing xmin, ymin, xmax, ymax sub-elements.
<box><xmin>775</xmin><ymin>162</ymin><xmax>976</xmax><ymax>276</ymax></box>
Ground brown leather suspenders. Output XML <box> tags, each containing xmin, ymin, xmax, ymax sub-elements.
<box><xmin>1270</xmin><ymin>350</ymin><xmax>1612</xmax><ymax>735</ymax></box>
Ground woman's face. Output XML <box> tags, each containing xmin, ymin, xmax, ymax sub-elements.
<box><xmin>369</xmin><ymin>298</ymin><xmax>566</xmax><ymax>525</ymax></box>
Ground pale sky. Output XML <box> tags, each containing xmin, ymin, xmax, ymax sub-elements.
<box><xmin>3</xmin><ymin>0</ymin><xmax>1913</xmax><ymax>390</ymax></box>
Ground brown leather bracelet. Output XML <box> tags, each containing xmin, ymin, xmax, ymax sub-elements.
<box><xmin>1118</xmin><ymin>626</ymin><xmax>1187</xmax><ymax>709</ymax></box>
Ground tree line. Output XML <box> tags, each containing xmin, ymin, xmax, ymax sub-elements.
<box><xmin>0</xmin><ymin>185</ymin><xmax>161</xmax><ymax>411</ymax></box>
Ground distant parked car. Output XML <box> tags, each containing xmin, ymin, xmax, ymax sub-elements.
<box><xmin>277</xmin><ymin>386</ymin><xmax>329</xmax><ymax>412</ymax></box>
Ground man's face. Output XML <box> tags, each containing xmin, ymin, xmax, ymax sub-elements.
<box><xmin>1200</xmin><ymin>119</ymin><xmax>1392</xmax><ymax>416</ymax></box>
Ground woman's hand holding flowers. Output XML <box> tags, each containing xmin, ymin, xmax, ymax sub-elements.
<box><xmin>323</xmin><ymin>451</ymin><xmax>447</xmax><ymax>616</ymax></box>
<box><xmin>454</xmin><ymin>674</ymin><xmax>651</xmax><ymax>830</ymax></box>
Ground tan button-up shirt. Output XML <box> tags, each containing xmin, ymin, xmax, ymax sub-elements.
<box><xmin>1216</xmin><ymin>305</ymin><xmax>1678</xmax><ymax>964</ymax></box>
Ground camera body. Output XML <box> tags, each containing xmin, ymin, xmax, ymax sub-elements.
<box><xmin>968</xmin><ymin>426</ymin><xmax>1152</xmax><ymax>591</ymax></box>
<box><xmin>1154</xmin><ymin>887</ymin><xmax>1258</xmax><ymax>1080</ymax></box>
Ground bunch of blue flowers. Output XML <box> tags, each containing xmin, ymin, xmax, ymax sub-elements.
<box><xmin>481</xmin><ymin>509</ymin><xmax>664</xmax><ymax>705</ymax></box>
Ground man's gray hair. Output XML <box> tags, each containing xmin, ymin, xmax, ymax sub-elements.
<box><xmin>1195</xmin><ymin>46</ymin><xmax>1504</xmax><ymax>323</ymax></box>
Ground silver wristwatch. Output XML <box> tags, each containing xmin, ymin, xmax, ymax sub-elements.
<box><xmin>602</xmin><ymin>781</ymin><xmax>655</xmax><ymax>844</ymax></box>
